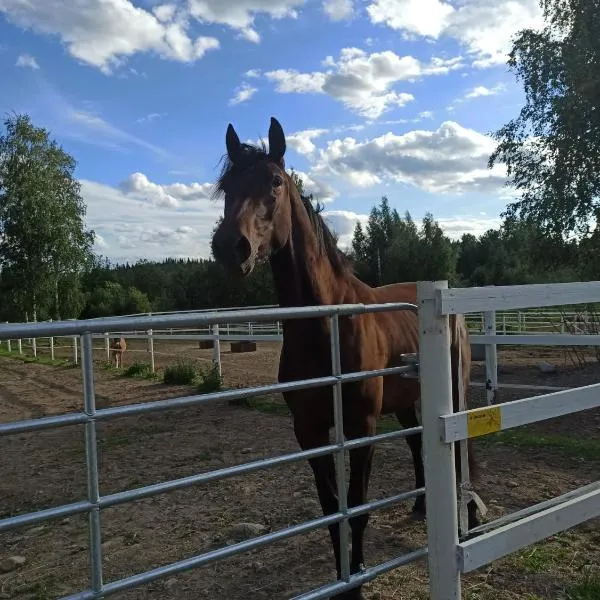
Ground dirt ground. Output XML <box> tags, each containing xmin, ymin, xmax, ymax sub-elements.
<box><xmin>0</xmin><ymin>339</ymin><xmax>599</xmax><ymax>600</ymax></box>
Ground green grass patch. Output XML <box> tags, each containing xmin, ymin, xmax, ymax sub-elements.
<box><xmin>0</xmin><ymin>346</ymin><xmax>71</xmax><ymax>367</ymax></box>
<box><xmin>482</xmin><ymin>426</ymin><xmax>600</xmax><ymax>461</ymax></box>
<box><xmin>159</xmin><ymin>359</ymin><xmax>223</xmax><ymax>393</ymax></box>
<box><xmin>233</xmin><ymin>395</ymin><xmax>290</xmax><ymax>416</ymax></box>
<box><xmin>565</xmin><ymin>566</ymin><xmax>600</xmax><ymax>599</ymax></box>
<box><xmin>163</xmin><ymin>358</ymin><xmax>199</xmax><ymax>385</ymax></box>
<box><xmin>122</xmin><ymin>361</ymin><xmax>158</xmax><ymax>380</ymax></box>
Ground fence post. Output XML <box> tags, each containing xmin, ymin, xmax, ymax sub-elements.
<box><xmin>212</xmin><ymin>324</ymin><xmax>221</xmax><ymax>377</ymax></box>
<box><xmin>418</xmin><ymin>280</ymin><xmax>461</xmax><ymax>600</ymax></box>
<box><xmin>18</xmin><ymin>338</ymin><xmax>22</xmax><ymax>354</ymax></box>
<box><xmin>484</xmin><ymin>311</ymin><xmax>498</xmax><ymax>405</ymax></box>
<box><xmin>73</xmin><ymin>335</ymin><xmax>78</xmax><ymax>364</ymax></box>
<box><xmin>49</xmin><ymin>319</ymin><xmax>55</xmax><ymax>361</ymax></box>
<box><xmin>147</xmin><ymin>315</ymin><xmax>155</xmax><ymax>373</ymax></box>
<box><xmin>5</xmin><ymin>322</ymin><xmax>10</xmax><ymax>353</ymax></box>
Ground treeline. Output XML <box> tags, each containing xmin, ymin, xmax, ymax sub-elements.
<box><xmin>58</xmin><ymin>197</ymin><xmax>599</xmax><ymax>320</ymax></box>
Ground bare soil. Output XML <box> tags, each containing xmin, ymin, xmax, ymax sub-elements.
<box><xmin>0</xmin><ymin>339</ymin><xmax>599</xmax><ymax>600</ymax></box>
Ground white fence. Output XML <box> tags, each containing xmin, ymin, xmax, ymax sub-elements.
<box><xmin>3</xmin><ymin>306</ymin><xmax>599</xmax><ymax>402</ymax></box>
<box><xmin>420</xmin><ymin>280</ymin><xmax>600</xmax><ymax>598</ymax></box>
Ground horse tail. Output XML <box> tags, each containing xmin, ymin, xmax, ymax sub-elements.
<box><xmin>450</xmin><ymin>314</ymin><xmax>477</xmax><ymax>480</ymax></box>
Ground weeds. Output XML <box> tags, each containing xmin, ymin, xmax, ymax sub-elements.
<box><xmin>163</xmin><ymin>358</ymin><xmax>199</xmax><ymax>385</ymax></box>
<box><xmin>122</xmin><ymin>361</ymin><xmax>157</xmax><ymax>380</ymax></box>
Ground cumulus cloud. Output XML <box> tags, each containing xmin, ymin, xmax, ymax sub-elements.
<box><xmin>292</xmin><ymin>169</ymin><xmax>337</xmax><ymax>203</ymax></box>
<box><xmin>188</xmin><ymin>0</ymin><xmax>305</xmax><ymax>43</ymax></box>
<box><xmin>265</xmin><ymin>47</ymin><xmax>463</xmax><ymax>118</ymax></box>
<box><xmin>463</xmin><ymin>83</ymin><xmax>505</xmax><ymax>99</ymax></box>
<box><xmin>322</xmin><ymin>210</ymin><xmax>368</xmax><ymax>249</ymax></box>
<box><xmin>366</xmin><ymin>0</ymin><xmax>543</xmax><ymax>68</ymax></box>
<box><xmin>119</xmin><ymin>172</ymin><xmax>214</xmax><ymax>208</ymax></box>
<box><xmin>81</xmin><ymin>176</ymin><xmax>223</xmax><ymax>261</ymax></box>
<box><xmin>15</xmin><ymin>53</ymin><xmax>40</xmax><ymax>69</ymax></box>
<box><xmin>229</xmin><ymin>82</ymin><xmax>258</xmax><ymax>105</ymax></box>
<box><xmin>0</xmin><ymin>0</ymin><xmax>220</xmax><ymax>74</ymax></box>
<box><xmin>322</xmin><ymin>0</ymin><xmax>354</xmax><ymax>21</ymax></box>
<box><xmin>312</xmin><ymin>121</ymin><xmax>509</xmax><ymax>194</ymax></box>
<box><xmin>286</xmin><ymin>128</ymin><xmax>329</xmax><ymax>155</ymax></box>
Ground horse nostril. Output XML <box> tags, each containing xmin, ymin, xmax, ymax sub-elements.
<box><xmin>235</xmin><ymin>236</ymin><xmax>252</xmax><ymax>263</ymax></box>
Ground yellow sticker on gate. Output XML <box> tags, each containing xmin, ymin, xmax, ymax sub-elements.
<box><xmin>467</xmin><ymin>406</ymin><xmax>502</xmax><ymax>438</ymax></box>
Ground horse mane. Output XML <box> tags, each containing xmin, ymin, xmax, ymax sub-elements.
<box><xmin>212</xmin><ymin>139</ymin><xmax>351</xmax><ymax>275</ymax></box>
<box><xmin>298</xmin><ymin>192</ymin><xmax>351</xmax><ymax>275</ymax></box>
<box><xmin>212</xmin><ymin>140</ymin><xmax>269</xmax><ymax>199</ymax></box>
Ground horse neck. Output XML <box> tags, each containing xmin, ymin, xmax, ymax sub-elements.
<box><xmin>269</xmin><ymin>195</ymin><xmax>342</xmax><ymax>309</ymax></box>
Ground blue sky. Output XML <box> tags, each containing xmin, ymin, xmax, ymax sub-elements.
<box><xmin>0</xmin><ymin>0</ymin><xmax>544</xmax><ymax>263</ymax></box>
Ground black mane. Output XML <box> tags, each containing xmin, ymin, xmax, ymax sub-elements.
<box><xmin>213</xmin><ymin>140</ymin><xmax>268</xmax><ymax>198</ymax></box>
<box><xmin>299</xmin><ymin>193</ymin><xmax>351</xmax><ymax>275</ymax></box>
<box><xmin>213</xmin><ymin>140</ymin><xmax>351</xmax><ymax>275</ymax></box>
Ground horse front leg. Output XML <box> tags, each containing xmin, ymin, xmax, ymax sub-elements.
<box><xmin>293</xmin><ymin>419</ymin><xmax>344</xmax><ymax>580</ymax></box>
<box><xmin>330</xmin><ymin>413</ymin><xmax>376</xmax><ymax>600</ymax></box>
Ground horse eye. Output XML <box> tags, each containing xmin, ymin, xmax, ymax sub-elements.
<box><xmin>272</xmin><ymin>174</ymin><xmax>283</xmax><ymax>188</ymax></box>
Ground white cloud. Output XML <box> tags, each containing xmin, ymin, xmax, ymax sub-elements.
<box><xmin>245</xmin><ymin>68</ymin><xmax>261</xmax><ymax>78</ymax></box>
<box><xmin>322</xmin><ymin>0</ymin><xmax>354</xmax><ymax>21</ymax></box>
<box><xmin>0</xmin><ymin>0</ymin><xmax>220</xmax><ymax>74</ymax></box>
<box><xmin>287</xmin><ymin>128</ymin><xmax>329</xmax><ymax>155</ymax></box>
<box><xmin>15</xmin><ymin>53</ymin><xmax>39</xmax><ymax>69</ymax></box>
<box><xmin>464</xmin><ymin>83</ymin><xmax>505</xmax><ymax>99</ymax></box>
<box><xmin>312</xmin><ymin>120</ymin><xmax>509</xmax><ymax>194</ymax></box>
<box><xmin>119</xmin><ymin>172</ymin><xmax>214</xmax><ymax>208</ymax></box>
<box><xmin>188</xmin><ymin>0</ymin><xmax>305</xmax><ymax>44</ymax></box>
<box><xmin>292</xmin><ymin>169</ymin><xmax>337</xmax><ymax>203</ymax></box>
<box><xmin>322</xmin><ymin>210</ymin><xmax>367</xmax><ymax>249</ymax></box>
<box><xmin>81</xmin><ymin>177</ymin><xmax>222</xmax><ymax>261</ymax></box>
<box><xmin>136</xmin><ymin>112</ymin><xmax>167</xmax><ymax>124</ymax></box>
<box><xmin>367</xmin><ymin>0</ymin><xmax>453</xmax><ymax>38</ymax></box>
<box><xmin>436</xmin><ymin>216</ymin><xmax>502</xmax><ymax>239</ymax></box>
<box><xmin>229</xmin><ymin>82</ymin><xmax>258</xmax><ymax>105</ymax></box>
<box><xmin>366</xmin><ymin>0</ymin><xmax>543</xmax><ymax>68</ymax></box>
<box><xmin>265</xmin><ymin>47</ymin><xmax>463</xmax><ymax>118</ymax></box>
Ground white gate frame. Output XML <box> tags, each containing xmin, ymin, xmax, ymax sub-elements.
<box><xmin>419</xmin><ymin>280</ymin><xmax>600</xmax><ymax>599</ymax></box>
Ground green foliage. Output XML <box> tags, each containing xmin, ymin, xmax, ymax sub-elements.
<box><xmin>163</xmin><ymin>358</ymin><xmax>200</xmax><ymax>385</ymax></box>
<box><xmin>489</xmin><ymin>0</ymin><xmax>600</xmax><ymax>236</ymax></box>
<box><xmin>122</xmin><ymin>361</ymin><xmax>156</xmax><ymax>379</ymax></box>
<box><xmin>0</xmin><ymin>113</ymin><xmax>95</xmax><ymax>321</ymax></box>
<box><xmin>161</xmin><ymin>359</ymin><xmax>222</xmax><ymax>392</ymax></box>
<box><xmin>80</xmin><ymin>281</ymin><xmax>151</xmax><ymax>318</ymax></box>
<box><xmin>565</xmin><ymin>566</ymin><xmax>600</xmax><ymax>599</ymax></box>
<box><xmin>197</xmin><ymin>363</ymin><xmax>223</xmax><ymax>394</ymax></box>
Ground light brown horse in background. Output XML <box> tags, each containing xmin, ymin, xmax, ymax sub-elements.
<box><xmin>211</xmin><ymin>117</ymin><xmax>483</xmax><ymax>600</ymax></box>
<box><xmin>110</xmin><ymin>337</ymin><xmax>126</xmax><ymax>369</ymax></box>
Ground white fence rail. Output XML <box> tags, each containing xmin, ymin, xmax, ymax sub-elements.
<box><xmin>3</xmin><ymin>306</ymin><xmax>599</xmax><ymax>403</ymax></box>
<box><xmin>420</xmin><ymin>280</ymin><xmax>600</xmax><ymax>598</ymax></box>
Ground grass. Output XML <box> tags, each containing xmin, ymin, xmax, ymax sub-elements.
<box><xmin>122</xmin><ymin>360</ymin><xmax>158</xmax><ymax>380</ymax></box>
<box><xmin>482</xmin><ymin>426</ymin><xmax>600</xmax><ymax>461</ymax></box>
<box><xmin>160</xmin><ymin>358</ymin><xmax>224</xmax><ymax>393</ymax></box>
<box><xmin>0</xmin><ymin>346</ymin><xmax>71</xmax><ymax>367</ymax></box>
<box><xmin>565</xmin><ymin>566</ymin><xmax>600</xmax><ymax>599</ymax></box>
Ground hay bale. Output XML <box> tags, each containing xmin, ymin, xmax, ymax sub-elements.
<box><xmin>198</xmin><ymin>340</ymin><xmax>214</xmax><ymax>349</ymax></box>
<box><xmin>230</xmin><ymin>341</ymin><xmax>257</xmax><ymax>353</ymax></box>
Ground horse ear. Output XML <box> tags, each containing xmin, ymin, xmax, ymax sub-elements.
<box><xmin>225</xmin><ymin>123</ymin><xmax>241</xmax><ymax>162</ymax></box>
<box><xmin>268</xmin><ymin>117</ymin><xmax>286</xmax><ymax>165</ymax></box>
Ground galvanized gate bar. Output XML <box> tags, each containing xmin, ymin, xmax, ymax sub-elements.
<box><xmin>0</xmin><ymin>365</ymin><xmax>415</xmax><ymax>437</ymax></box>
<box><xmin>59</xmin><ymin>488</ymin><xmax>425</xmax><ymax>600</ymax></box>
<box><xmin>0</xmin><ymin>302</ymin><xmax>419</xmax><ymax>340</ymax></box>
<box><xmin>81</xmin><ymin>333</ymin><xmax>103</xmax><ymax>593</ymax></box>
<box><xmin>1</xmin><ymin>302</ymin><xmax>422</xmax><ymax>600</ymax></box>
<box><xmin>0</xmin><ymin>425</ymin><xmax>423</xmax><ymax>530</ymax></box>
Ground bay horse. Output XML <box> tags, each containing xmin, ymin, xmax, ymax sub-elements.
<box><xmin>211</xmin><ymin>117</ymin><xmax>482</xmax><ymax>599</ymax></box>
<box><xmin>110</xmin><ymin>336</ymin><xmax>126</xmax><ymax>369</ymax></box>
